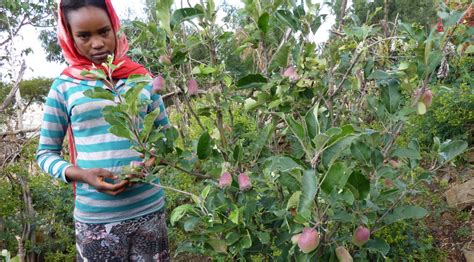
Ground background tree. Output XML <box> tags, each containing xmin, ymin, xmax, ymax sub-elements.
<box><xmin>328</xmin><ymin>0</ymin><xmax>438</xmax><ymax>29</ymax></box>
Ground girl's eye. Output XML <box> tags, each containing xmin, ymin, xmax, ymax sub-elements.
<box><xmin>100</xmin><ymin>29</ymin><xmax>110</xmax><ymax>36</ymax></box>
<box><xmin>77</xmin><ymin>34</ymin><xmax>89</xmax><ymax>40</ymax></box>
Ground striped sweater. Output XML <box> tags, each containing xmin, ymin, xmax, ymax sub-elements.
<box><xmin>36</xmin><ymin>75</ymin><xmax>169</xmax><ymax>224</ymax></box>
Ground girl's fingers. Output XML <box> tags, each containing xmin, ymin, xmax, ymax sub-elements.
<box><xmin>144</xmin><ymin>157</ymin><xmax>156</xmax><ymax>167</ymax></box>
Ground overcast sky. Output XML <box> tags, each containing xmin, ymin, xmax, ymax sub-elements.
<box><xmin>13</xmin><ymin>0</ymin><xmax>336</xmax><ymax>80</ymax></box>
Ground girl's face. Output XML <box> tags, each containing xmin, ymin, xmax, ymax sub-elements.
<box><xmin>67</xmin><ymin>6</ymin><xmax>116</xmax><ymax>64</ymax></box>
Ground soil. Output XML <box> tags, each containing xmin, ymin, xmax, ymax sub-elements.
<box><xmin>423</xmin><ymin>166</ymin><xmax>473</xmax><ymax>262</ymax></box>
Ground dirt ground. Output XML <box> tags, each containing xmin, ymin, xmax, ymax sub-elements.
<box><xmin>424</xmin><ymin>166</ymin><xmax>473</xmax><ymax>261</ymax></box>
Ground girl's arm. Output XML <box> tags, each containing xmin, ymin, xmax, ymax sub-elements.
<box><xmin>36</xmin><ymin>80</ymin><xmax>73</xmax><ymax>183</ymax></box>
<box><xmin>36</xmin><ymin>79</ymin><xmax>128</xmax><ymax>195</ymax></box>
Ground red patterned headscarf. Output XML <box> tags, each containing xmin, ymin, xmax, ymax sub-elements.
<box><xmin>58</xmin><ymin>0</ymin><xmax>150</xmax><ymax>79</ymax></box>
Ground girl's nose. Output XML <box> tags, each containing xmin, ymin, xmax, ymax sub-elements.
<box><xmin>91</xmin><ymin>37</ymin><xmax>105</xmax><ymax>49</ymax></box>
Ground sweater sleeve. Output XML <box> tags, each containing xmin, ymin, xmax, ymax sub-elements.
<box><xmin>36</xmin><ymin>80</ymin><xmax>73</xmax><ymax>183</ymax></box>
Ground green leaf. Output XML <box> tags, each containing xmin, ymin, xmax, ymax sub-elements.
<box><xmin>310</xmin><ymin>16</ymin><xmax>321</xmax><ymax>33</ymax></box>
<box><xmin>256</xmin><ymin>231</ymin><xmax>271</xmax><ymax>244</ymax></box>
<box><xmin>201</xmin><ymin>185</ymin><xmax>211</xmax><ymax>201</ymax></box>
<box><xmin>368</xmin><ymin>70</ymin><xmax>389</xmax><ymax>80</ymax></box>
<box><xmin>258</xmin><ymin>12</ymin><xmax>270</xmax><ymax>33</ymax></box>
<box><xmin>287</xmin><ymin>191</ymin><xmax>302</xmax><ymax>210</ymax></box>
<box><xmin>156</xmin><ymin>0</ymin><xmax>173</xmax><ymax>35</ymax></box>
<box><xmin>285</xmin><ymin>114</ymin><xmax>309</xmax><ymax>152</ymax></box>
<box><xmin>305</xmin><ymin>106</ymin><xmax>320</xmax><ymax>140</ymax></box>
<box><xmin>81</xmin><ymin>68</ymin><xmax>107</xmax><ymax>80</ymax></box>
<box><xmin>438</xmin><ymin>140</ymin><xmax>468</xmax><ymax>163</ymax></box>
<box><xmin>239</xmin><ymin>232</ymin><xmax>252</xmax><ymax>249</ymax></box>
<box><xmin>140</xmin><ymin>107</ymin><xmax>161</xmax><ymax>142</ymax></box>
<box><xmin>171</xmin><ymin>7</ymin><xmax>204</xmax><ymax>27</ymax></box>
<box><xmin>232</xmin><ymin>142</ymin><xmax>243</xmax><ymax>162</ymax></box>
<box><xmin>366</xmin><ymin>238</ymin><xmax>390</xmax><ymax>255</ymax></box>
<box><xmin>244</xmin><ymin>98</ymin><xmax>260</xmax><ymax>111</ymax></box>
<box><xmin>263</xmin><ymin>156</ymin><xmax>305</xmax><ymax>175</ymax></box>
<box><xmin>275</xmin><ymin>10</ymin><xmax>300</xmax><ymax>31</ymax></box>
<box><xmin>321</xmin><ymin>135</ymin><xmax>356</xmax><ymax>168</ymax></box>
<box><xmin>102</xmin><ymin>106</ymin><xmax>126</xmax><ymax>126</ymax></box>
<box><xmin>197</xmin><ymin>132</ymin><xmax>212</xmax><ymax>159</ymax></box>
<box><xmin>398</xmin><ymin>62</ymin><xmax>410</xmax><ymax>71</ymax></box>
<box><xmin>321</xmin><ymin>162</ymin><xmax>350</xmax><ymax>194</ymax></box>
<box><xmin>390</xmin><ymin>148</ymin><xmax>421</xmax><ymax>160</ymax></box>
<box><xmin>229</xmin><ymin>205</ymin><xmax>239</xmax><ymax>224</ymax></box>
<box><xmin>83</xmin><ymin>87</ymin><xmax>115</xmax><ymax>101</ymax></box>
<box><xmin>425</xmin><ymin>51</ymin><xmax>443</xmax><ymax>77</ymax></box>
<box><xmin>380</xmin><ymin>80</ymin><xmax>401</xmax><ymax>114</ymax></box>
<box><xmin>200</xmin><ymin>66</ymin><xmax>216</xmax><ymax>75</ymax></box>
<box><xmin>417</xmin><ymin>101</ymin><xmax>427</xmax><ymax>115</ymax></box>
<box><xmin>347</xmin><ymin>171</ymin><xmax>370</xmax><ymax>200</ymax></box>
<box><xmin>125</xmin><ymin>74</ymin><xmax>152</xmax><ymax>84</ymax></box>
<box><xmin>207</xmin><ymin>238</ymin><xmax>227</xmax><ymax>253</ymax></box>
<box><xmin>371</xmin><ymin>149</ymin><xmax>384</xmax><ymax>169</ymax></box>
<box><xmin>191</xmin><ymin>66</ymin><xmax>201</xmax><ymax>75</ymax></box>
<box><xmin>236</xmin><ymin>74</ymin><xmax>268</xmax><ymax>89</ymax></box>
<box><xmin>312</xmin><ymin>133</ymin><xmax>331</xmax><ymax>152</ymax></box>
<box><xmin>339</xmin><ymin>189</ymin><xmax>355</xmax><ymax>205</ymax></box>
<box><xmin>269</xmin><ymin>44</ymin><xmax>290</xmax><ymax>72</ymax></box>
<box><xmin>170</xmin><ymin>204</ymin><xmax>193</xmax><ymax>226</ymax></box>
<box><xmin>332</xmin><ymin>210</ymin><xmax>355</xmax><ymax>223</ymax></box>
<box><xmin>109</xmin><ymin>125</ymin><xmax>133</xmax><ymax>140</ymax></box>
<box><xmin>124</xmin><ymin>83</ymin><xmax>146</xmax><ymax>115</ymax></box>
<box><xmin>250</xmin><ymin>123</ymin><xmax>276</xmax><ymax>158</ymax></box>
<box><xmin>384</xmin><ymin>206</ymin><xmax>428</xmax><ymax>225</ymax></box>
<box><xmin>226</xmin><ymin>232</ymin><xmax>240</xmax><ymax>245</ymax></box>
<box><xmin>183</xmin><ymin>217</ymin><xmax>200</xmax><ymax>232</ymax></box>
<box><xmin>171</xmin><ymin>50</ymin><xmax>187</xmax><ymax>65</ymax></box>
<box><xmin>298</xmin><ymin>170</ymin><xmax>317</xmax><ymax>213</ymax></box>
<box><xmin>350</xmin><ymin>141</ymin><xmax>371</xmax><ymax>163</ymax></box>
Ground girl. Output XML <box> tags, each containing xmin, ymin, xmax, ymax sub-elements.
<box><xmin>36</xmin><ymin>0</ymin><xmax>170</xmax><ymax>261</ymax></box>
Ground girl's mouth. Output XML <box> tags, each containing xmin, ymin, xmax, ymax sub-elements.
<box><xmin>91</xmin><ymin>52</ymin><xmax>111</xmax><ymax>62</ymax></box>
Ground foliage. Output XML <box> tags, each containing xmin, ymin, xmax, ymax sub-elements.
<box><xmin>18</xmin><ymin>77</ymin><xmax>52</xmax><ymax>103</ymax></box>
<box><xmin>78</xmin><ymin>0</ymin><xmax>472</xmax><ymax>260</ymax></box>
<box><xmin>0</xmin><ymin>78</ymin><xmax>52</xmax><ymax>127</ymax></box>
<box><xmin>0</xmin><ymin>0</ymin><xmax>56</xmax><ymax>63</ymax></box>
<box><xmin>0</xmin><ymin>0</ymin><xmax>470</xmax><ymax>260</ymax></box>
<box><xmin>0</xmin><ymin>141</ymin><xmax>75</xmax><ymax>259</ymax></box>
<box><xmin>373</xmin><ymin>221</ymin><xmax>446</xmax><ymax>261</ymax></box>
<box><xmin>348</xmin><ymin>0</ymin><xmax>438</xmax><ymax>29</ymax></box>
<box><xmin>406</xmin><ymin>57</ymin><xmax>473</xmax><ymax>146</ymax></box>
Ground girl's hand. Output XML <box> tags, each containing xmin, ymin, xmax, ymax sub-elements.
<box><xmin>65</xmin><ymin>167</ymin><xmax>128</xmax><ymax>196</ymax></box>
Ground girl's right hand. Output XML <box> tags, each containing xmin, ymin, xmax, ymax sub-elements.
<box><xmin>65</xmin><ymin>167</ymin><xmax>128</xmax><ymax>196</ymax></box>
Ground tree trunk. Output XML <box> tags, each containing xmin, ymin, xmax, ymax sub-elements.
<box><xmin>339</xmin><ymin>0</ymin><xmax>348</xmax><ymax>27</ymax></box>
<box><xmin>17</xmin><ymin>175</ymin><xmax>37</xmax><ymax>262</ymax></box>
<box><xmin>15</xmin><ymin>85</ymin><xmax>24</xmax><ymax>130</ymax></box>
<box><xmin>0</xmin><ymin>217</ymin><xmax>5</xmax><ymax>249</ymax></box>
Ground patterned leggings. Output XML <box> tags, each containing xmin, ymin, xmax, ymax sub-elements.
<box><xmin>75</xmin><ymin>210</ymin><xmax>170</xmax><ymax>261</ymax></box>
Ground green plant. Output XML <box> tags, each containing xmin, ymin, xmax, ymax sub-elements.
<box><xmin>455</xmin><ymin>226</ymin><xmax>471</xmax><ymax>239</ymax></box>
<box><xmin>374</xmin><ymin>221</ymin><xmax>446</xmax><ymax>261</ymax></box>
<box><xmin>79</xmin><ymin>0</ymin><xmax>471</xmax><ymax>260</ymax></box>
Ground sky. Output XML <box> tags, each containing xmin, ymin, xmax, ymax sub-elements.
<box><xmin>11</xmin><ymin>0</ymin><xmax>337</xmax><ymax>80</ymax></box>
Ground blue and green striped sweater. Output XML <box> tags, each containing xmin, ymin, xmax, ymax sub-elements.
<box><xmin>36</xmin><ymin>75</ymin><xmax>169</xmax><ymax>224</ymax></box>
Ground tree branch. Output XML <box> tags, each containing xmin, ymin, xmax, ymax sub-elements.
<box><xmin>0</xmin><ymin>15</ymin><xmax>29</xmax><ymax>47</ymax></box>
<box><xmin>0</xmin><ymin>127</ymin><xmax>39</xmax><ymax>137</ymax></box>
<box><xmin>0</xmin><ymin>61</ymin><xmax>27</xmax><ymax>113</ymax></box>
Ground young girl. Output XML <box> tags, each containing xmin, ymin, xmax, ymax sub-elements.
<box><xmin>36</xmin><ymin>0</ymin><xmax>170</xmax><ymax>260</ymax></box>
